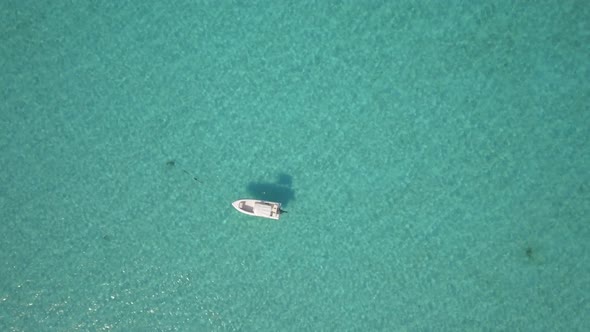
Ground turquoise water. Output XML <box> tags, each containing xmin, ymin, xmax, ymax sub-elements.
<box><xmin>1</xmin><ymin>0</ymin><xmax>589</xmax><ymax>330</ymax></box>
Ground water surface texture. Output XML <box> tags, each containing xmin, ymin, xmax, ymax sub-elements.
<box><xmin>1</xmin><ymin>1</ymin><xmax>589</xmax><ymax>330</ymax></box>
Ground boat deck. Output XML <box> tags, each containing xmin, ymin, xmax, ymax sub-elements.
<box><xmin>235</xmin><ymin>200</ymin><xmax>281</xmax><ymax>220</ymax></box>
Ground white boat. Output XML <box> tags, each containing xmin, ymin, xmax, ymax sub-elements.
<box><xmin>232</xmin><ymin>199</ymin><xmax>283</xmax><ymax>220</ymax></box>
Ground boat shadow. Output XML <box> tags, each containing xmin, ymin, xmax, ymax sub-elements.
<box><xmin>246</xmin><ymin>173</ymin><xmax>295</xmax><ymax>207</ymax></box>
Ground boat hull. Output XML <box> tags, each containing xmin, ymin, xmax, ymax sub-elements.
<box><xmin>232</xmin><ymin>199</ymin><xmax>282</xmax><ymax>220</ymax></box>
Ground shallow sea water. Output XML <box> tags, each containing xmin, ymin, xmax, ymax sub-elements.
<box><xmin>1</xmin><ymin>1</ymin><xmax>588</xmax><ymax>330</ymax></box>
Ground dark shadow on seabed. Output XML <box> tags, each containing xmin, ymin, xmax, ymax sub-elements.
<box><xmin>247</xmin><ymin>173</ymin><xmax>295</xmax><ymax>207</ymax></box>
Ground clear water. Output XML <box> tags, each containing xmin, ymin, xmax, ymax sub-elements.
<box><xmin>1</xmin><ymin>1</ymin><xmax>588</xmax><ymax>330</ymax></box>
